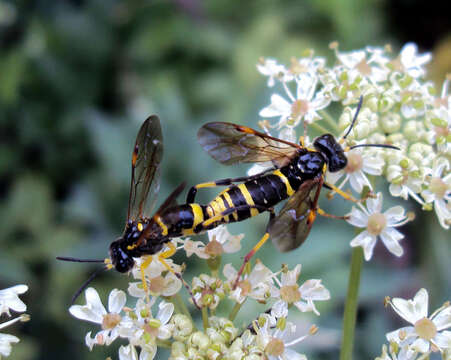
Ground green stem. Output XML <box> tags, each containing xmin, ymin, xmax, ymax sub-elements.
<box><xmin>339</xmin><ymin>246</ymin><xmax>364</xmax><ymax>360</ymax></box>
<box><xmin>172</xmin><ymin>293</ymin><xmax>193</xmax><ymax>324</ymax></box>
<box><xmin>318</xmin><ymin>109</ymin><xmax>340</xmax><ymax>134</ymax></box>
<box><xmin>228</xmin><ymin>301</ymin><xmax>243</xmax><ymax>321</ymax></box>
<box><xmin>202</xmin><ymin>307</ymin><xmax>209</xmax><ymax>330</ymax></box>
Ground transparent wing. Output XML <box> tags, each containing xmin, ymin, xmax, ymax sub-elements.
<box><xmin>198</xmin><ymin>122</ymin><xmax>300</xmax><ymax>167</ymax></box>
<box><xmin>127</xmin><ymin>115</ymin><xmax>163</xmax><ymax>222</ymax></box>
<box><xmin>269</xmin><ymin>178</ymin><xmax>322</xmax><ymax>252</ymax></box>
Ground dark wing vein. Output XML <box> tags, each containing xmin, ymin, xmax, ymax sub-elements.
<box><xmin>127</xmin><ymin>115</ymin><xmax>163</xmax><ymax>222</ymax></box>
<box><xmin>198</xmin><ymin>122</ymin><xmax>300</xmax><ymax>167</ymax></box>
<box><xmin>269</xmin><ymin>178</ymin><xmax>321</xmax><ymax>252</ymax></box>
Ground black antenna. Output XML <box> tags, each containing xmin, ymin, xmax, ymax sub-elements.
<box><xmin>70</xmin><ymin>267</ymin><xmax>107</xmax><ymax>305</ymax></box>
<box><xmin>343</xmin><ymin>95</ymin><xmax>364</xmax><ymax>139</ymax></box>
<box><xmin>56</xmin><ymin>256</ymin><xmax>105</xmax><ymax>263</ymax></box>
<box><xmin>350</xmin><ymin>144</ymin><xmax>400</xmax><ymax>150</ymax></box>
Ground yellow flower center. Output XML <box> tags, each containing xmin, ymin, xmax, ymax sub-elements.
<box><xmin>356</xmin><ymin>58</ymin><xmax>372</xmax><ymax>76</ymax></box>
<box><xmin>265</xmin><ymin>337</ymin><xmax>285</xmax><ymax>356</ymax></box>
<box><xmin>237</xmin><ymin>280</ymin><xmax>252</xmax><ymax>296</ymax></box>
<box><xmin>280</xmin><ymin>285</ymin><xmax>301</xmax><ymax>304</ymax></box>
<box><xmin>102</xmin><ymin>313</ymin><xmax>121</xmax><ymax>330</ymax></box>
<box><xmin>414</xmin><ymin>317</ymin><xmax>437</xmax><ymax>341</ymax></box>
<box><xmin>149</xmin><ymin>276</ymin><xmax>165</xmax><ymax>294</ymax></box>
<box><xmin>291</xmin><ymin>99</ymin><xmax>309</xmax><ymax>119</ymax></box>
<box><xmin>205</xmin><ymin>239</ymin><xmax>224</xmax><ymax>257</ymax></box>
<box><xmin>345</xmin><ymin>152</ymin><xmax>363</xmax><ymax>173</ymax></box>
<box><xmin>367</xmin><ymin>213</ymin><xmax>386</xmax><ymax>235</ymax></box>
<box><xmin>429</xmin><ymin>177</ymin><xmax>448</xmax><ymax>199</ymax></box>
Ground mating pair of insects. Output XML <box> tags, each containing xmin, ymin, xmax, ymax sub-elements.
<box><xmin>58</xmin><ymin>97</ymin><xmax>398</xmax><ymax>303</ymax></box>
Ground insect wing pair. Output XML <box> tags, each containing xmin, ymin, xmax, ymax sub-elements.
<box><xmin>198</xmin><ymin>122</ymin><xmax>326</xmax><ymax>252</ymax></box>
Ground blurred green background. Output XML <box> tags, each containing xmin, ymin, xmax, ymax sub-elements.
<box><xmin>0</xmin><ymin>1</ymin><xmax>450</xmax><ymax>359</ymax></box>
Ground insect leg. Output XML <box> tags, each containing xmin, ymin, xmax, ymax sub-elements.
<box><xmin>186</xmin><ymin>169</ymin><xmax>276</xmax><ymax>203</ymax></box>
<box><xmin>157</xmin><ymin>243</ymin><xmax>201</xmax><ymax>309</ymax></box>
<box><xmin>323</xmin><ymin>182</ymin><xmax>359</xmax><ymax>203</ymax></box>
<box><xmin>140</xmin><ymin>256</ymin><xmax>153</xmax><ymax>299</ymax></box>
<box><xmin>317</xmin><ymin>208</ymin><xmax>350</xmax><ymax>220</ymax></box>
<box><xmin>232</xmin><ymin>208</ymin><xmax>275</xmax><ymax>289</ymax></box>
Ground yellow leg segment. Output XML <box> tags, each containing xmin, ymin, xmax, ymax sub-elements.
<box><xmin>233</xmin><ymin>233</ymin><xmax>270</xmax><ymax>289</ymax></box>
<box><xmin>140</xmin><ymin>256</ymin><xmax>153</xmax><ymax>294</ymax></box>
<box><xmin>317</xmin><ymin>207</ymin><xmax>349</xmax><ymax>220</ymax></box>
<box><xmin>156</xmin><ymin>243</ymin><xmax>201</xmax><ymax>310</ymax></box>
<box><xmin>324</xmin><ymin>182</ymin><xmax>358</xmax><ymax>202</ymax></box>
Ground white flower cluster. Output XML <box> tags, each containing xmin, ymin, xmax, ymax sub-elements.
<box><xmin>0</xmin><ymin>285</ymin><xmax>29</xmax><ymax>358</ymax></box>
<box><xmin>376</xmin><ymin>288</ymin><xmax>451</xmax><ymax>360</ymax></box>
<box><xmin>70</xmin><ymin>226</ymin><xmax>330</xmax><ymax>359</ymax></box>
<box><xmin>257</xmin><ymin>43</ymin><xmax>450</xmax><ymax>231</ymax></box>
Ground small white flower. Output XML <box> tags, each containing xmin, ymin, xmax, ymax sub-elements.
<box><xmin>347</xmin><ymin>193</ymin><xmax>409</xmax><ymax>260</ymax></box>
<box><xmin>70</xmin><ymin>287</ymin><xmax>126</xmax><ymax>349</ymax></box>
<box><xmin>335</xmin><ymin>46</ymin><xmax>390</xmax><ymax>83</ymax></box>
<box><xmin>395</xmin><ymin>43</ymin><xmax>432</xmax><ymax>78</ymax></box>
<box><xmin>0</xmin><ymin>285</ymin><xmax>28</xmax><ymax>316</ymax></box>
<box><xmin>260</xmin><ymin>72</ymin><xmax>330</xmax><ymax>128</ymax></box>
<box><xmin>224</xmin><ymin>261</ymin><xmax>274</xmax><ymax>304</ymax></box>
<box><xmin>257</xmin><ymin>58</ymin><xmax>292</xmax><ymax>87</ymax></box>
<box><xmin>386</xmin><ymin>288</ymin><xmax>451</xmax><ymax>355</ymax></box>
<box><xmin>255</xmin><ymin>320</ymin><xmax>309</xmax><ymax>360</ymax></box>
<box><xmin>130</xmin><ymin>256</ymin><xmax>182</xmax><ymax>298</ymax></box>
<box><xmin>375</xmin><ymin>343</ymin><xmax>423</xmax><ymax>360</ymax></box>
<box><xmin>422</xmin><ymin>162</ymin><xmax>451</xmax><ymax>229</ymax></box>
<box><xmin>271</xmin><ymin>264</ymin><xmax>330</xmax><ymax>316</ymax></box>
<box><xmin>191</xmin><ymin>274</ymin><xmax>224</xmax><ymax>309</ymax></box>
<box><xmin>183</xmin><ymin>225</ymin><xmax>244</xmax><ymax>259</ymax></box>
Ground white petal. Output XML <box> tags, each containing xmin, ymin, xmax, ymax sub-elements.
<box><xmin>85</xmin><ymin>331</ymin><xmax>97</xmax><ymax>351</ymax></box>
<box><xmin>119</xmin><ymin>344</ymin><xmax>138</xmax><ymax>360</ymax></box>
<box><xmin>380</xmin><ymin>228</ymin><xmax>404</xmax><ymax>257</ymax></box>
<box><xmin>350</xmin><ymin>231</ymin><xmax>377</xmax><ymax>261</ymax></box>
<box><xmin>259</xmin><ymin>94</ymin><xmax>291</xmax><ymax>117</ymax></box>
<box><xmin>161</xmin><ymin>273</ymin><xmax>182</xmax><ymax>297</ymax></box>
<box><xmin>299</xmin><ymin>279</ymin><xmax>330</xmax><ymax>300</ymax></box>
<box><xmin>386</xmin><ymin>326</ymin><xmax>415</xmax><ymax>343</ymax></box>
<box><xmin>384</xmin><ymin>206</ymin><xmax>406</xmax><ymax>225</ymax></box>
<box><xmin>85</xmin><ymin>288</ymin><xmax>107</xmax><ymax>315</ymax></box>
<box><xmin>347</xmin><ymin>208</ymin><xmax>368</xmax><ymax>228</ymax></box>
<box><xmin>0</xmin><ymin>333</ymin><xmax>20</xmax><ymax>357</ymax></box>
<box><xmin>139</xmin><ymin>344</ymin><xmax>157</xmax><ymax>360</ymax></box>
<box><xmin>433</xmin><ymin>330</ymin><xmax>451</xmax><ymax>349</ymax></box>
<box><xmin>435</xmin><ymin>199</ymin><xmax>451</xmax><ymax>230</ymax></box>
<box><xmin>271</xmin><ymin>300</ymin><xmax>288</xmax><ymax>318</ymax></box>
<box><xmin>391</xmin><ymin>288</ymin><xmax>428</xmax><ymax>324</ymax></box>
<box><xmin>69</xmin><ymin>288</ymin><xmax>106</xmax><ymax>324</ymax></box>
<box><xmin>409</xmin><ymin>338</ymin><xmax>430</xmax><ymax>353</ymax></box>
<box><xmin>157</xmin><ymin>302</ymin><xmax>174</xmax><ymax>325</ymax></box>
<box><xmin>366</xmin><ymin>193</ymin><xmax>383</xmax><ymax>213</ymax></box>
<box><xmin>223</xmin><ymin>263</ymin><xmax>238</xmax><ymax>281</ymax></box>
<box><xmin>108</xmin><ymin>289</ymin><xmax>126</xmax><ymax>314</ymax></box>
<box><xmin>349</xmin><ymin>171</ymin><xmax>370</xmax><ymax>193</ymax></box>
<box><xmin>127</xmin><ymin>282</ymin><xmax>146</xmax><ymax>299</ymax></box>
<box><xmin>283</xmin><ymin>348</ymin><xmax>307</xmax><ymax>360</ymax></box>
<box><xmin>432</xmin><ymin>305</ymin><xmax>451</xmax><ymax>331</ymax></box>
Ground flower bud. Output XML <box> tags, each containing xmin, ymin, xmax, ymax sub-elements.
<box><xmin>380</xmin><ymin>114</ymin><xmax>401</xmax><ymax>133</ymax></box>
